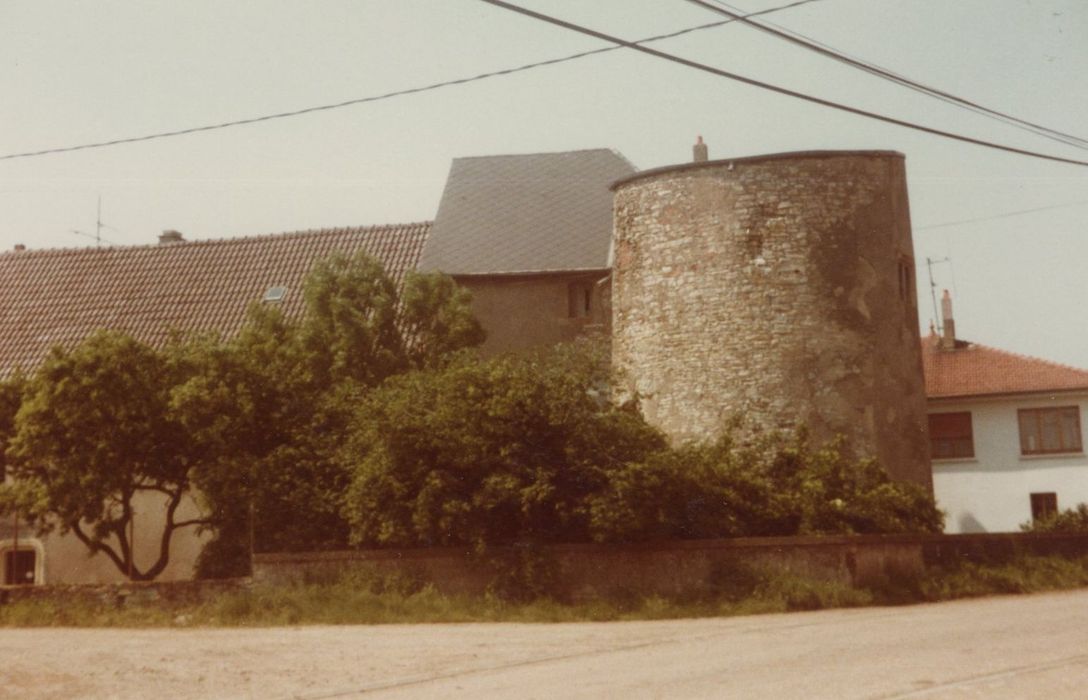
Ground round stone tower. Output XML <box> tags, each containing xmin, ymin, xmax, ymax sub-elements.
<box><xmin>611</xmin><ymin>150</ymin><xmax>931</xmax><ymax>488</ymax></box>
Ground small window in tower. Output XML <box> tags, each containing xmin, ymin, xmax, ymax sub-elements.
<box><xmin>898</xmin><ymin>257</ymin><xmax>913</xmax><ymax>303</ymax></box>
<box><xmin>568</xmin><ymin>282</ymin><xmax>593</xmax><ymax>318</ymax></box>
<box><xmin>263</xmin><ymin>286</ymin><xmax>287</xmax><ymax>303</ymax></box>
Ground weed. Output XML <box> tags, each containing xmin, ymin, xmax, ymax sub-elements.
<box><xmin>4</xmin><ymin>556</ymin><xmax>1088</xmax><ymax>628</ymax></box>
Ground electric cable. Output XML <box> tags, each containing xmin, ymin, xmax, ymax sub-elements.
<box><xmin>692</xmin><ymin>0</ymin><xmax>1088</xmax><ymax>151</ymax></box>
<box><xmin>0</xmin><ymin>0</ymin><xmax>823</xmax><ymax>162</ymax></box>
<box><xmin>916</xmin><ymin>200</ymin><xmax>1088</xmax><ymax>230</ymax></box>
<box><xmin>477</xmin><ymin>0</ymin><xmax>1088</xmax><ymax>168</ymax></box>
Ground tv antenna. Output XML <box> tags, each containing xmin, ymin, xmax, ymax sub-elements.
<box><xmin>926</xmin><ymin>256</ymin><xmax>954</xmax><ymax>333</ymax></box>
<box><xmin>71</xmin><ymin>196</ymin><xmax>119</xmax><ymax>247</ymax></box>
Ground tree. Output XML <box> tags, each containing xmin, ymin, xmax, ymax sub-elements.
<box><xmin>341</xmin><ymin>341</ymin><xmax>667</xmax><ymax>550</ymax></box>
<box><xmin>300</xmin><ymin>251</ymin><xmax>407</xmax><ymax>389</ymax></box>
<box><xmin>0</xmin><ymin>331</ymin><xmax>211</xmax><ymax>581</ymax></box>
<box><xmin>0</xmin><ymin>372</ymin><xmax>25</xmax><ymax>481</ymax></box>
<box><xmin>400</xmin><ymin>271</ymin><xmax>486</xmax><ymax>370</ymax></box>
<box><xmin>184</xmin><ymin>253</ymin><xmax>485</xmax><ymax>575</ymax></box>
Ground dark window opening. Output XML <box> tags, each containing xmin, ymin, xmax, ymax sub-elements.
<box><xmin>568</xmin><ymin>282</ymin><xmax>593</xmax><ymax>318</ymax></box>
<box><xmin>3</xmin><ymin>549</ymin><xmax>35</xmax><ymax>585</ymax></box>
<box><xmin>929</xmin><ymin>412</ymin><xmax>974</xmax><ymax>459</ymax></box>
<box><xmin>898</xmin><ymin>258</ymin><xmax>914</xmax><ymax>303</ymax></box>
<box><xmin>1019</xmin><ymin>407</ymin><xmax>1082</xmax><ymax>455</ymax></box>
<box><xmin>1030</xmin><ymin>492</ymin><xmax>1058</xmax><ymax>522</ymax></box>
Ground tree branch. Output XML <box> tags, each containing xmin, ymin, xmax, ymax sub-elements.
<box><xmin>142</xmin><ymin>487</ymin><xmax>185</xmax><ymax>581</ymax></box>
<box><xmin>70</xmin><ymin>521</ymin><xmax>127</xmax><ymax>574</ymax></box>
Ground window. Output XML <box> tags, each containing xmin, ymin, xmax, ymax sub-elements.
<box><xmin>3</xmin><ymin>549</ymin><xmax>36</xmax><ymax>585</ymax></box>
<box><xmin>1018</xmin><ymin>407</ymin><xmax>1082</xmax><ymax>455</ymax></box>
<box><xmin>929</xmin><ymin>412</ymin><xmax>974</xmax><ymax>459</ymax></box>
<box><xmin>568</xmin><ymin>282</ymin><xmax>593</xmax><ymax>318</ymax></box>
<box><xmin>1030</xmin><ymin>492</ymin><xmax>1058</xmax><ymax>522</ymax></box>
<box><xmin>262</xmin><ymin>286</ymin><xmax>286</xmax><ymax>303</ymax></box>
<box><xmin>898</xmin><ymin>257</ymin><xmax>914</xmax><ymax>304</ymax></box>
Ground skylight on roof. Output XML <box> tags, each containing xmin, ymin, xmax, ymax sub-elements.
<box><xmin>263</xmin><ymin>286</ymin><xmax>287</xmax><ymax>303</ymax></box>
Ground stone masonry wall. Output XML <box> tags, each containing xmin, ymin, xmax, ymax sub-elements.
<box><xmin>612</xmin><ymin>151</ymin><xmax>931</xmax><ymax>488</ymax></box>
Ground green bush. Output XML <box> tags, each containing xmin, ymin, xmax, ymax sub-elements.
<box><xmin>1021</xmin><ymin>503</ymin><xmax>1088</xmax><ymax>533</ymax></box>
<box><xmin>341</xmin><ymin>341</ymin><xmax>666</xmax><ymax>551</ymax></box>
<box><xmin>588</xmin><ymin>430</ymin><xmax>943</xmax><ymax>542</ymax></box>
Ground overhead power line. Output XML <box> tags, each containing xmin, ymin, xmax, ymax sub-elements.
<box><xmin>915</xmin><ymin>200</ymin><xmax>1088</xmax><ymax>231</ymax></box>
<box><xmin>477</xmin><ymin>0</ymin><xmax>1088</xmax><ymax>168</ymax></box>
<box><xmin>692</xmin><ymin>0</ymin><xmax>1088</xmax><ymax>151</ymax></box>
<box><xmin>0</xmin><ymin>0</ymin><xmax>823</xmax><ymax>162</ymax></box>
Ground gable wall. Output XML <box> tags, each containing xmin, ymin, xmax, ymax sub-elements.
<box><xmin>456</xmin><ymin>272</ymin><xmax>610</xmax><ymax>356</ymax></box>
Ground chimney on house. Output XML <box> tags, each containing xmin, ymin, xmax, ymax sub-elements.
<box><xmin>693</xmin><ymin>135</ymin><xmax>708</xmax><ymax>163</ymax></box>
<box><xmin>940</xmin><ymin>289</ymin><xmax>956</xmax><ymax>350</ymax></box>
<box><xmin>159</xmin><ymin>230</ymin><xmax>185</xmax><ymax>245</ymax></box>
<box><xmin>13</xmin><ymin>244</ymin><xmax>25</xmax><ymax>252</ymax></box>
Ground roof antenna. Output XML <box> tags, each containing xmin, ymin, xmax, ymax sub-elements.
<box><xmin>926</xmin><ymin>256</ymin><xmax>952</xmax><ymax>333</ymax></box>
<box><xmin>71</xmin><ymin>196</ymin><xmax>118</xmax><ymax>247</ymax></box>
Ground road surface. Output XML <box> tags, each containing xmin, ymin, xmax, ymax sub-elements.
<box><xmin>3</xmin><ymin>590</ymin><xmax>1088</xmax><ymax>699</ymax></box>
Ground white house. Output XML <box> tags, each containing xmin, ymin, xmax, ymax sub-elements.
<box><xmin>925</xmin><ymin>292</ymin><xmax>1088</xmax><ymax>533</ymax></box>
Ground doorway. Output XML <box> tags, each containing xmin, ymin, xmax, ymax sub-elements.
<box><xmin>3</xmin><ymin>548</ymin><xmax>36</xmax><ymax>585</ymax></box>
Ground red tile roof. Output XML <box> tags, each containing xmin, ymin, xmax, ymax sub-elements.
<box><xmin>0</xmin><ymin>223</ymin><xmax>429</xmax><ymax>376</ymax></box>
<box><xmin>922</xmin><ymin>332</ymin><xmax>1088</xmax><ymax>399</ymax></box>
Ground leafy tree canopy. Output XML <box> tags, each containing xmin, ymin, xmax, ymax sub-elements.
<box><xmin>342</xmin><ymin>345</ymin><xmax>943</xmax><ymax>552</ymax></box>
<box><xmin>0</xmin><ymin>331</ymin><xmax>211</xmax><ymax>580</ymax></box>
<box><xmin>342</xmin><ymin>341</ymin><xmax>668</xmax><ymax>550</ymax></box>
<box><xmin>183</xmin><ymin>253</ymin><xmax>485</xmax><ymax>575</ymax></box>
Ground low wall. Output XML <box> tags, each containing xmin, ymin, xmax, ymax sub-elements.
<box><xmin>253</xmin><ymin>535</ymin><xmax>927</xmax><ymax>600</ymax></box>
<box><xmin>920</xmin><ymin>531</ymin><xmax>1088</xmax><ymax>566</ymax></box>
<box><xmin>254</xmin><ymin>533</ymin><xmax>1088</xmax><ymax>600</ymax></box>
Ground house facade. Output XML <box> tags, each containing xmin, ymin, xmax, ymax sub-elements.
<box><xmin>925</xmin><ymin>293</ymin><xmax>1088</xmax><ymax>533</ymax></box>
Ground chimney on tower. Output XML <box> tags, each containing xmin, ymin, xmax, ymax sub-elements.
<box><xmin>693</xmin><ymin>135</ymin><xmax>708</xmax><ymax>163</ymax></box>
<box><xmin>940</xmin><ymin>289</ymin><xmax>957</xmax><ymax>350</ymax></box>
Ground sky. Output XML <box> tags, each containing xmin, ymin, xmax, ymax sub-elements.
<box><xmin>2</xmin><ymin>0</ymin><xmax>1086</xmax><ymax>366</ymax></box>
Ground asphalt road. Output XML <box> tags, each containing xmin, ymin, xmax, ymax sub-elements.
<box><xmin>3</xmin><ymin>590</ymin><xmax>1088</xmax><ymax>699</ymax></box>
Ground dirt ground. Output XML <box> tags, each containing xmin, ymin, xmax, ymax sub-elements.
<box><xmin>4</xmin><ymin>590</ymin><xmax>1088</xmax><ymax>699</ymax></box>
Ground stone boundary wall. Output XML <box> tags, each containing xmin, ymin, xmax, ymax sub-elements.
<box><xmin>253</xmin><ymin>533</ymin><xmax>1088</xmax><ymax>600</ymax></box>
<box><xmin>0</xmin><ymin>577</ymin><xmax>249</xmax><ymax>607</ymax></box>
<box><xmin>7</xmin><ymin>533</ymin><xmax>1088</xmax><ymax>606</ymax></box>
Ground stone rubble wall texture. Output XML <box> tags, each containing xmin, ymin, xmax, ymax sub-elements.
<box><xmin>612</xmin><ymin>152</ymin><xmax>932</xmax><ymax>488</ymax></box>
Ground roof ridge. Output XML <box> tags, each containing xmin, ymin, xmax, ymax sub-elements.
<box><xmin>452</xmin><ymin>147</ymin><xmax>626</xmax><ymax>162</ymax></box>
<box><xmin>0</xmin><ymin>221</ymin><xmax>432</xmax><ymax>259</ymax></box>
<box><xmin>966</xmin><ymin>339</ymin><xmax>1088</xmax><ymax>376</ymax></box>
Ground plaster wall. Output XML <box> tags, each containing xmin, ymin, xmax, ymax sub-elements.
<box><xmin>456</xmin><ymin>272</ymin><xmax>609</xmax><ymax>355</ymax></box>
<box><xmin>3</xmin><ymin>490</ymin><xmax>209</xmax><ymax>584</ymax></box>
<box><xmin>931</xmin><ymin>394</ymin><xmax>1088</xmax><ymax>533</ymax></box>
<box><xmin>612</xmin><ymin>152</ymin><xmax>930</xmax><ymax>487</ymax></box>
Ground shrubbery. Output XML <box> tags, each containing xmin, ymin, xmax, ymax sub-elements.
<box><xmin>1021</xmin><ymin>503</ymin><xmax>1088</xmax><ymax>534</ymax></box>
<box><xmin>340</xmin><ymin>341</ymin><xmax>943</xmax><ymax>552</ymax></box>
<box><xmin>341</xmin><ymin>343</ymin><xmax>665</xmax><ymax>550</ymax></box>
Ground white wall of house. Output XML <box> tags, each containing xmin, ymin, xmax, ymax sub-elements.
<box><xmin>931</xmin><ymin>392</ymin><xmax>1088</xmax><ymax>533</ymax></box>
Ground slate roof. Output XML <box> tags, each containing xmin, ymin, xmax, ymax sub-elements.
<box><xmin>418</xmin><ymin>149</ymin><xmax>636</xmax><ymax>275</ymax></box>
<box><xmin>0</xmin><ymin>223</ymin><xmax>429</xmax><ymax>377</ymax></box>
<box><xmin>922</xmin><ymin>332</ymin><xmax>1088</xmax><ymax>400</ymax></box>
